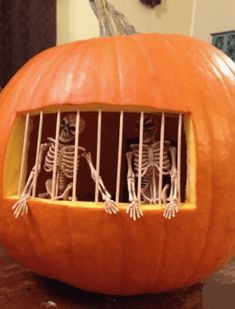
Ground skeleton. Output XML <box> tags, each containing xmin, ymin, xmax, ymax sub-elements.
<box><xmin>12</xmin><ymin>113</ymin><xmax>119</xmax><ymax>218</ymax></box>
<box><xmin>126</xmin><ymin>115</ymin><xmax>179</xmax><ymax>220</ymax></box>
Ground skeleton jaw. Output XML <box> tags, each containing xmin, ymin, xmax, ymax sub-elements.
<box><xmin>59</xmin><ymin>133</ymin><xmax>75</xmax><ymax>143</ymax></box>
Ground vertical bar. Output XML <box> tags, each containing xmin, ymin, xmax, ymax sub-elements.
<box><xmin>51</xmin><ymin>110</ymin><xmax>61</xmax><ymax>200</ymax></box>
<box><xmin>18</xmin><ymin>113</ymin><xmax>30</xmax><ymax>196</ymax></box>
<box><xmin>137</xmin><ymin>111</ymin><xmax>144</xmax><ymax>202</ymax></box>
<box><xmin>115</xmin><ymin>110</ymin><xmax>124</xmax><ymax>203</ymax></box>
<box><xmin>72</xmin><ymin>110</ymin><xmax>80</xmax><ymax>201</ymax></box>
<box><xmin>158</xmin><ymin>113</ymin><xmax>165</xmax><ymax>205</ymax></box>
<box><xmin>177</xmin><ymin>114</ymin><xmax>183</xmax><ymax>202</ymax></box>
<box><xmin>32</xmin><ymin>111</ymin><xmax>44</xmax><ymax>197</ymax></box>
<box><xmin>95</xmin><ymin>109</ymin><xmax>102</xmax><ymax>203</ymax></box>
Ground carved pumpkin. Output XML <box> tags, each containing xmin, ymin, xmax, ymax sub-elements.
<box><xmin>0</xmin><ymin>33</ymin><xmax>235</xmax><ymax>295</ymax></box>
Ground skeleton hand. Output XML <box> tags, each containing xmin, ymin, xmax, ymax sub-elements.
<box><xmin>126</xmin><ymin>200</ymin><xmax>143</xmax><ymax>221</ymax></box>
<box><xmin>103</xmin><ymin>197</ymin><xmax>119</xmax><ymax>214</ymax></box>
<box><xmin>12</xmin><ymin>195</ymin><xmax>29</xmax><ymax>218</ymax></box>
<box><xmin>163</xmin><ymin>199</ymin><xmax>179</xmax><ymax>219</ymax></box>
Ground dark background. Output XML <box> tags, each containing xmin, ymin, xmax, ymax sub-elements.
<box><xmin>0</xmin><ymin>0</ymin><xmax>56</xmax><ymax>87</ymax></box>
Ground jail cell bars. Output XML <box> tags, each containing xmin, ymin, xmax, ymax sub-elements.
<box><xmin>18</xmin><ymin>110</ymin><xmax>185</xmax><ymax>205</ymax></box>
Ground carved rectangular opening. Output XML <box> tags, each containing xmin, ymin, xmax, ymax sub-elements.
<box><xmin>9</xmin><ymin>110</ymin><xmax>187</xmax><ymax>206</ymax></box>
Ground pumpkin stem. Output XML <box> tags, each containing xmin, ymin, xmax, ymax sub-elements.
<box><xmin>89</xmin><ymin>0</ymin><xmax>136</xmax><ymax>36</ymax></box>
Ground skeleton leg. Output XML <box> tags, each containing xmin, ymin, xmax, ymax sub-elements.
<box><xmin>38</xmin><ymin>179</ymin><xmax>52</xmax><ymax>199</ymax></box>
<box><xmin>61</xmin><ymin>183</ymin><xmax>73</xmax><ymax>200</ymax></box>
<box><xmin>126</xmin><ymin>152</ymin><xmax>143</xmax><ymax>221</ymax></box>
<box><xmin>84</xmin><ymin>152</ymin><xmax>119</xmax><ymax>214</ymax></box>
<box><xmin>54</xmin><ymin>182</ymin><xmax>73</xmax><ymax>200</ymax></box>
<box><xmin>12</xmin><ymin>143</ymin><xmax>49</xmax><ymax>218</ymax></box>
<box><xmin>39</xmin><ymin>178</ymin><xmax>73</xmax><ymax>201</ymax></box>
<box><xmin>141</xmin><ymin>182</ymin><xmax>153</xmax><ymax>204</ymax></box>
<box><xmin>163</xmin><ymin>147</ymin><xmax>179</xmax><ymax>219</ymax></box>
<box><xmin>126</xmin><ymin>152</ymin><xmax>137</xmax><ymax>202</ymax></box>
<box><xmin>160</xmin><ymin>184</ymin><xmax>169</xmax><ymax>204</ymax></box>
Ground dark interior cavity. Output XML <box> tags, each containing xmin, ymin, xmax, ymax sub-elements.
<box><xmin>27</xmin><ymin>111</ymin><xmax>186</xmax><ymax>203</ymax></box>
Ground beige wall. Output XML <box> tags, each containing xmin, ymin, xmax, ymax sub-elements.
<box><xmin>57</xmin><ymin>0</ymin><xmax>194</xmax><ymax>44</ymax></box>
<box><xmin>111</xmin><ymin>0</ymin><xmax>194</xmax><ymax>35</ymax></box>
<box><xmin>57</xmin><ymin>0</ymin><xmax>98</xmax><ymax>44</ymax></box>
<box><xmin>192</xmin><ymin>0</ymin><xmax>235</xmax><ymax>43</ymax></box>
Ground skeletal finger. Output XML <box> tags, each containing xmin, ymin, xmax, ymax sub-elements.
<box><xmin>21</xmin><ymin>206</ymin><xmax>25</xmax><ymax>216</ymax></box>
<box><xmin>164</xmin><ymin>209</ymin><xmax>168</xmax><ymax>219</ymax></box>
<box><xmin>12</xmin><ymin>202</ymin><xmax>20</xmax><ymax>210</ymax></box>
<box><xmin>136</xmin><ymin>210</ymin><xmax>140</xmax><ymax>219</ymax></box>
<box><xmin>110</xmin><ymin>207</ymin><xmax>116</xmax><ymax>214</ymax></box>
<box><xmin>110</xmin><ymin>206</ymin><xmax>117</xmax><ymax>214</ymax></box>
<box><xmin>136</xmin><ymin>210</ymin><xmax>141</xmax><ymax>219</ymax></box>
<box><xmin>112</xmin><ymin>207</ymin><xmax>119</xmax><ymax>214</ymax></box>
<box><xmin>163</xmin><ymin>208</ymin><xmax>167</xmax><ymax>218</ymax></box>
<box><xmin>14</xmin><ymin>205</ymin><xmax>23</xmax><ymax>218</ymax></box>
<box><xmin>111</xmin><ymin>203</ymin><xmax>119</xmax><ymax>213</ymax></box>
<box><xmin>107</xmin><ymin>205</ymin><xmax>112</xmax><ymax>214</ymax></box>
<box><xmin>106</xmin><ymin>202</ymin><xmax>113</xmax><ymax>214</ymax></box>
<box><xmin>169</xmin><ymin>209</ymin><xmax>174</xmax><ymax>219</ymax></box>
<box><xmin>164</xmin><ymin>208</ymin><xmax>170</xmax><ymax>219</ymax></box>
<box><xmin>13</xmin><ymin>205</ymin><xmax>21</xmax><ymax>218</ymax></box>
<box><xmin>109</xmin><ymin>203</ymin><xmax>116</xmax><ymax>214</ymax></box>
<box><xmin>167</xmin><ymin>208</ymin><xmax>172</xmax><ymax>219</ymax></box>
<box><xmin>139</xmin><ymin>209</ymin><xmax>144</xmax><ymax>217</ymax></box>
<box><xmin>164</xmin><ymin>210</ymin><xmax>168</xmax><ymax>218</ymax></box>
<box><xmin>104</xmin><ymin>206</ymin><xmax>109</xmax><ymax>213</ymax></box>
<box><xmin>171</xmin><ymin>206</ymin><xmax>177</xmax><ymax>218</ymax></box>
<box><xmin>130</xmin><ymin>208</ymin><xmax>133</xmax><ymax>219</ymax></box>
<box><xmin>133</xmin><ymin>209</ymin><xmax>136</xmax><ymax>221</ymax></box>
<box><xmin>21</xmin><ymin>204</ymin><xmax>26</xmax><ymax>216</ymax></box>
<box><xmin>137</xmin><ymin>207</ymin><xmax>143</xmax><ymax>219</ymax></box>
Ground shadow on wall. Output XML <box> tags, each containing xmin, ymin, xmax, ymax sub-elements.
<box><xmin>139</xmin><ymin>0</ymin><xmax>167</xmax><ymax>18</ymax></box>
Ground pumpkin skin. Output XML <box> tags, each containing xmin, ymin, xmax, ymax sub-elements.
<box><xmin>0</xmin><ymin>33</ymin><xmax>235</xmax><ymax>295</ymax></box>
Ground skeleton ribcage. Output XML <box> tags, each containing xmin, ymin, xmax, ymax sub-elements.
<box><xmin>44</xmin><ymin>138</ymin><xmax>83</xmax><ymax>178</ymax></box>
<box><xmin>131</xmin><ymin>141</ymin><xmax>172</xmax><ymax>188</ymax></box>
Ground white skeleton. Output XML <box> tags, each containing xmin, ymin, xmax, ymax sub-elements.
<box><xmin>126</xmin><ymin>115</ymin><xmax>179</xmax><ymax>220</ymax></box>
<box><xmin>12</xmin><ymin>113</ymin><xmax>119</xmax><ymax>218</ymax></box>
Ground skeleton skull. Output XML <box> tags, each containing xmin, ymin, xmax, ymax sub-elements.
<box><xmin>136</xmin><ymin>115</ymin><xmax>159</xmax><ymax>144</ymax></box>
<box><xmin>60</xmin><ymin>114</ymin><xmax>85</xmax><ymax>143</ymax></box>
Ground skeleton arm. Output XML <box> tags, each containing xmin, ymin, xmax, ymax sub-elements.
<box><xmin>126</xmin><ymin>151</ymin><xmax>143</xmax><ymax>221</ymax></box>
<box><xmin>12</xmin><ymin>143</ymin><xmax>50</xmax><ymax>218</ymax></box>
<box><xmin>163</xmin><ymin>146</ymin><xmax>179</xmax><ymax>219</ymax></box>
<box><xmin>83</xmin><ymin>151</ymin><xmax>119</xmax><ymax>214</ymax></box>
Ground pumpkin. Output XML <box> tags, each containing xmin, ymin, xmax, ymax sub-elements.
<box><xmin>0</xmin><ymin>33</ymin><xmax>235</xmax><ymax>295</ymax></box>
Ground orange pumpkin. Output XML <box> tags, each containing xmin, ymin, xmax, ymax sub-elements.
<box><xmin>0</xmin><ymin>33</ymin><xmax>235</xmax><ymax>295</ymax></box>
